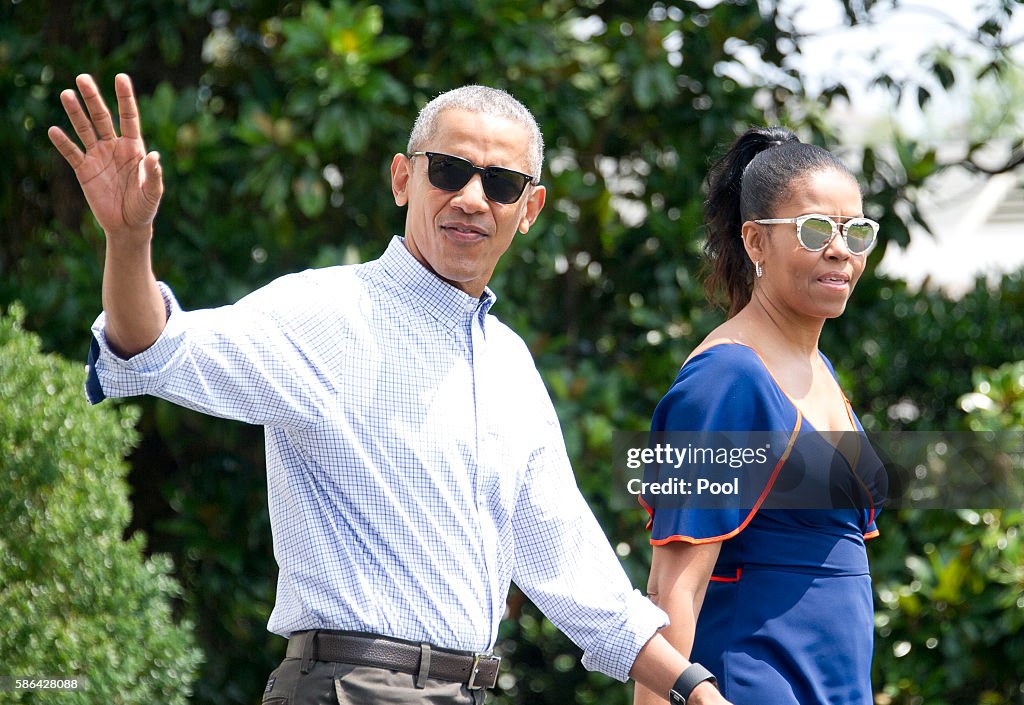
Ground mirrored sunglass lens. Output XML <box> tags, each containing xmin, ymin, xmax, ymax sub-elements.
<box><xmin>798</xmin><ymin>217</ymin><xmax>834</xmax><ymax>250</ymax></box>
<box><xmin>845</xmin><ymin>223</ymin><xmax>876</xmax><ymax>253</ymax></box>
<box><xmin>428</xmin><ymin>156</ymin><xmax>474</xmax><ymax>191</ymax></box>
<box><xmin>484</xmin><ymin>169</ymin><xmax>527</xmax><ymax>203</ymax></box>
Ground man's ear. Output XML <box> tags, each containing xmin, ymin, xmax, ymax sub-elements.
<box><xmin>517</xmin><ymin>184</ymin><xmax>546</xmax><ymax>234</ymax></box>
<box><xmin>391</xmin><ymin>153</ymin><xmax>411</xmax><ymax>207</ymax></box>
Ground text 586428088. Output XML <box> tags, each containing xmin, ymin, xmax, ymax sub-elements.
<box><xmin>0</xmin><ymin>677</ymin><xmax>86</xmax><ymax>691</ymax></box>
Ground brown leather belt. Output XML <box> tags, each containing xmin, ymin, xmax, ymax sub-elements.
<box><xmin>286</xmin><ymin>630</ymin><xmax>501</xmax><ymax>690</ymax></box>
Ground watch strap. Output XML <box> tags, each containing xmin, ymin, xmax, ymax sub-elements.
<box><xmin>668</xmin><ymin>662</ymin><xmax>718</xmax><ymax>704</ymax></box>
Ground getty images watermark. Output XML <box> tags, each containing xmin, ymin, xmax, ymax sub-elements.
<box><xmin>623</xmin><ymin>441</ymin><xmax>772</xmax><ymax>498</ymax></box>
<box><xmin>611</xmin><ymin>430</ymin><xmax>1024</xmax><ymax>512</ymax></box>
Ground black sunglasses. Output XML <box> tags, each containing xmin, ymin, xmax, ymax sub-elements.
<box><xmin>408</xmin><ymin>151</ymin><xmax>536</xmax><ymax>204</ymax></box>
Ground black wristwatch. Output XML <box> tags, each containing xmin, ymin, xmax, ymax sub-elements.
<box><xmin>668</xmin><ymin>663</ymin><xmax>718</xmax><ymax>704</ymax></box>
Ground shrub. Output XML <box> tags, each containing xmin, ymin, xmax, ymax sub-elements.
<box><xmin>0</xmin><ymin>305</ymin><xmax>202</xmax><ymax>704</ymax></box>
<box><xmin>869</xmin><ymin>360</ymin><xmax>1024</xmax><ymax>704</ymax></box>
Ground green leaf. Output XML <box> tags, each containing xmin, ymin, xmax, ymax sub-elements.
<box><xmin>293</xmin><ymin>170</ymin><xmax>327</xmax><ymax>218</ymax></box>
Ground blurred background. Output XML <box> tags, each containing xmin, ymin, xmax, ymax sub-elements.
<box><xmin>1</xmin><ymin>1</ymin><xmax>1023</xmax><ymax>703</ymax></box>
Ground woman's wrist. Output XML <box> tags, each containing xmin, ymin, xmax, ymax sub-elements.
<box><xmin>668</xmin><ymin>662</ymin><xmax>718</xmax><ymax>704</ymax></box>
<box><xmin>686</xmin><ymin>680</ymin><xmax>721</xmax><ymax>705</ymax></box>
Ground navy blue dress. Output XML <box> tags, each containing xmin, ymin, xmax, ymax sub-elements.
<box><xmin>643</xmin><ymin>344</ymin><xmax>884</xmax><ymax>705</ymax></box>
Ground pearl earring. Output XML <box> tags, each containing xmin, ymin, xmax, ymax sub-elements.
<box><xmin>755</xmin><ymin>261</ymin><xmax>764</xmax><ymax>278</ymax></box>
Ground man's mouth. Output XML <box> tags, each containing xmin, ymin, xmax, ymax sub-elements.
<box><xmin>441</xmin><ymin>222</ymin><xmax>488</xmax><ymax>239</ymax></box>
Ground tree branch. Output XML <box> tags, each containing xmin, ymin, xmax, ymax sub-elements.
<box><xmin>963</xmin><ymin>151</ymin><xmax>1024</xmax><ymax>175</ymax></box>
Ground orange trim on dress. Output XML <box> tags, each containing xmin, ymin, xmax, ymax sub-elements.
<box><xmin>650</xmin><ymin>412</ymin><xmax>803</xmax><ymax>546</ymax></box>
<box><xmin>709</xmin><ymin>567</ymin><xmax>743</xmax><ymax>583</ymax></box>
<box><xmin>840</xmin><ymin>393</ymin><xmax>880</xmax><ymax>537</ymax></box>
<box><xmin>643</xmin><ymin>342</ymin><xmax>881</xmax><ymax>542</ymax></box>
<box><xmin>740</xmin><ymin>343</ymin><xmax>880</xmax><ymax>539</ymax></box>
<box><xmin>640</xmin><ymin>495</ymin><xmax>654</xmax><ymax>531</ymax></box>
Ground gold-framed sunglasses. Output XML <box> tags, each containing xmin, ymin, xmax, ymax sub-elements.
<box><xmin>754</xmin><ymin>214</ymin><xmax>879</xmax><ymax>255</ymax></box>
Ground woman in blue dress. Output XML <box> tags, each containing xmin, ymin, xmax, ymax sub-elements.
<box><xmin>634</xmin><ymin>127</ymin><xmax>886</xmax><ymax>705</ymax></box>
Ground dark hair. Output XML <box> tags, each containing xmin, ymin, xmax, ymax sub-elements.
<box><xmin>702</xmin><ymin>126</ymin><xmax>857</xmax><ymax>315</ymax></box>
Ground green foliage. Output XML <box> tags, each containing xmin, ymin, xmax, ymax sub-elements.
<box><xmin>823</xmin><ymin>272</ymin><xmax>1024</xmax><ymax>431</ymax></box>
<box><xmin>867</xmin><ymin>361</ymin><xmax>1024</xmax><ymax>705</ymax></box>
<box><xmin>0</xmin><ymin>305</ymin><xmax>202</xmax><ymax>704</ymax></box>
<box><xmin>961</xmin><ymin>361</ymin><xmax>1024</xmax><ymax>433</ymax></box>
<box><xmin>2</xmin><ymin>0</ymin><xmax>1023</xmax><ymax>703</ymax></box>
<box><xmin>870</xmin><ymin>509</ymin><xmax>1024</xmax><ymax>705</ymax></box>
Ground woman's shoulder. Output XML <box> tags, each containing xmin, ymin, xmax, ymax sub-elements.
<box><xmin>654</xmin><ymin>341</ymin><xmax>789</xmax><ymax>432</ymax></box>
<box><xmin>677</xmin><ymin>340</ymin><xmax>773</xmax><ymax>387</ymax></box>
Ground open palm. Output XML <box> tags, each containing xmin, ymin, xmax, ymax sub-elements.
<box><xmin>48</xmin><ymin>73</ymin><xmax>163</xmax><ymax>239</ymax></box>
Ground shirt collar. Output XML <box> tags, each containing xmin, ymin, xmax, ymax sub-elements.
<box><xmin>380</xmin><ymin>236</ymin><xmax>497</xmax><ymax>330</ymax></box>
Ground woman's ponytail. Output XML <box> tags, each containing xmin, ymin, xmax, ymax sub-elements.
<box><xmin>702</xmin><ymin>126</ymin><xmax>799</xmax><ymax>316</ymax></box>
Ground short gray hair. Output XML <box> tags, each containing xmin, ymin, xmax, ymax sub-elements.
<box><xmin>407</xmin><ymin>85</ymin><xmax>544</xmax><ymax>180</ymax></box>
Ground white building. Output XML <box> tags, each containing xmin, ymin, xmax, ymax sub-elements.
<box><xmin>878</xmin><ymin>164</ymin><xmax>1024</xmax><ymax>295</ymax></box>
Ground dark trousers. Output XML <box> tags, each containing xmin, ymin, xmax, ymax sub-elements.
<box><xmin>262</xmin><ymin>657</ymin><xmax>487</xmax><ymax>705</ymax></box>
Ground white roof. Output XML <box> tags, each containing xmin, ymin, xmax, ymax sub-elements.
<box><xmin>877</xmin><ymin>166</ymin><xmax>1024</xmax><ymax>295</ymax></box>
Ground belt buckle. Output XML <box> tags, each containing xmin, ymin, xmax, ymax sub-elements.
<box><xmin>466</xmin><ymin>653</ymin><xmax>500</xmax><ymax>690</ymax></box>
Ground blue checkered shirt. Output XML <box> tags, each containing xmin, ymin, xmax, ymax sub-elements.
<box><xmin>86</xmin><ymin>236</ymin><xmax>666</xmax><ymax>681</ymax></box>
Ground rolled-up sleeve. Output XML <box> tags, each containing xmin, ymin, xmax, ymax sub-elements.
<box><xmin>86</xmin><ymin>277</ymin><xmax>334</xmax><ymax>431</ymax></box>
<box><xmin>87</xmin><ymin>282</ymin><xmax>183</xmax><ymax>402</ymax></box>
<box><xmin>510</xmin><ymin>408</ymin><xmax>668</xmax><ymax>682</ymax></box>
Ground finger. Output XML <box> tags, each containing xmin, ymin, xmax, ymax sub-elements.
<box><xmin>47</xmin><ymin>125</ymin><xmax>85</xmax><ymax>170</ymax></box>
<box><xmin>76</xmin><ymin>73</ymin><xmax>117</xmax><ymax>141</ymax></box>
<box><xmin>141</xmin><ymin>151</ymin><xmax>164</xmax><ymax>207</ymax></box>
<box><xmin>59</xmin><ymin>88</ymin><xmax>98</xmax><ymax>151</ymax></box>
<box><xmin>114</xmin><ymin>73</ymin><xmax>142</xmax><ymax>141</ymax></box>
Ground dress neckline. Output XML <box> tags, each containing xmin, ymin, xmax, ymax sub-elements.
<box><xmin>689</xmin><ymin>341</ymin><xmax>858</xmax><ymax>434</ymax></box>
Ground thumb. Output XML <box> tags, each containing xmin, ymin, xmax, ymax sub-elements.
<box><xmin>141</xmin><ymin>151</ymin><xmax>164</xmax><ymax>206</ymax></box>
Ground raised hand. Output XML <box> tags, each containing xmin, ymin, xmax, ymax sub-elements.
<box><xmin>48</xmin><ymin>73</ymin><xmax>163</xmax><ymax>240</ymax></box>
<box><xmin>49</xmin><ymin>73</ymin><xmax>168</xmax><ymax>357</ymax></box>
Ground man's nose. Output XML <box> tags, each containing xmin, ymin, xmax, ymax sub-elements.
<box><xmin>451</xmin><ymin>173</ymin><xmax>488</xmax><ymax>211</ymax></box>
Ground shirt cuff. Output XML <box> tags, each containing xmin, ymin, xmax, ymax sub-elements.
<box><xmin>85</xmin><ymin>282</ymin><xmax>182</xmax><ymax>404</ymax></box>
<box><xmin>580</xmin><ymin>588</ymin><xmax>669</xmax><ymax>683</ymax></box>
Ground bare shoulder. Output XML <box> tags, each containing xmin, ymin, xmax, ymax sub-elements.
<box><xmin>684</xmin><ymin>321</ymin><xmax>748</xmax><ymax>365</ymax></box>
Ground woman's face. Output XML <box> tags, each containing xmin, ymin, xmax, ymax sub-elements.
<box><xmin>749</xmin><ymin>168</ymin><xmax>869</xmax><ymax>321</ymax></box>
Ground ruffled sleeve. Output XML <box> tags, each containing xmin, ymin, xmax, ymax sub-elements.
<box><xmin>642</xmin><ymin>344</ymin><xmax>801</xmax><ymax>545</ymax></box>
